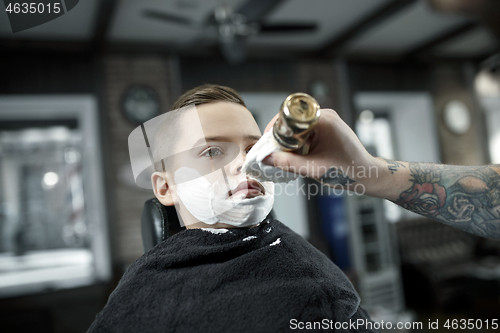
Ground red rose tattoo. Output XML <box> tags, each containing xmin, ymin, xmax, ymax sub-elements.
<box><xmin>393</xmin><ymin>163</ymin><xmax>500</xmax><ymax>240</ymax></box>
<box><xmin>397</xmin><ymin>182</ymin><xmax>447</xmax><ymax>217</ymax></box>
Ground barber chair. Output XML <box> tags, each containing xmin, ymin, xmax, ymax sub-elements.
<box><xmin>141</xmin><ymin>198</ymin><xmax>185</xmax><ymax>253</ymax></box>
<box><xmin>141</xmin><ymin>198</ymin><xmax>275</xmax><ymax>252</ymax></box>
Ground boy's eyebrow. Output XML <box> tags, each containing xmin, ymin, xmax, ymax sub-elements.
<box><xmin>192</xmin><ymin>135</ymin><xmax>261</xmax><ymax>147</ymax></box>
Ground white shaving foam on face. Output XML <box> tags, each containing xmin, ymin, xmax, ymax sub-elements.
<box><xmin>174</xmin><ymin>167</ymin><xmax>219</xmax><ymax>224</ymax></box>
<box><xmin>174</xmin><ymin>167</ymin><xmax>274</xmax><ymax>228</ymax></box>
<box><xmin>242</xmin><ymin>131</ymin><xmax>299</xmax><ymax>184</ymax></box>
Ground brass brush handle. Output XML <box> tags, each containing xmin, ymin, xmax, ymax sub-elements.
<box><xmin>272</xmin><ymin>92</ymin><xmax>321</xmax><ymax>153</ymax></box>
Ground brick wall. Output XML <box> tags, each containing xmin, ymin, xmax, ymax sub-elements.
<box><xmin>180</xmin><ymin>58</ymin><xmax>295</xmax><ymax>92</ymax></box>
<box><xmin>431</xmin><ymin>63</ymin><xmax>489</xmax><ymax>165</ymax></box>
<box><xmin>180</xmin><ymin>58</ymin><xmax>342</xmax><ymax>111</ymax></box>
<box><xmin>103</xmin><ymin>54</ymin><xmax>180</xmax><ymax>265</ymax></box>
<box><xmin>294</xmin><ymin>60</ymin><xmax>343</xmax><ymax>112</ymax></box>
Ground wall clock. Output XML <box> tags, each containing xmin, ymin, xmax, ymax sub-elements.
<box><xmin>121</xmin><ymin>86</ymin><xmax>161</xmax><ymax>124</ymax></box>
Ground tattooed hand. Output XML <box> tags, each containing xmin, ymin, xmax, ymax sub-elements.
<box><xmin>262</xmin><ymin>109</ymin><xmax>383</xmax><ymax>191</ymax></box>
<box><xmin>261</xmin><ymin>108</ymin><xmax>500</xmax><ymax>240</ymax></box>
<box><xmin>392</xmin><ymin>163</ymin><xmax>500</xmax><ymax>240</ymax></box>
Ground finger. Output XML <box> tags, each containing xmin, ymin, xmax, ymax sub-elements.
<box><xmin>263</xmin><ymin>151</ymin><xmax>310</xmax><ymax>177</ymax></box>
<box><xmin>264</xmin><ymin>113</ymin><xmax>280</xmax><ymax>134</ymax></box>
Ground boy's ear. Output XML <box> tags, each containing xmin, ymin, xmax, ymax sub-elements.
<box><xmin>151</xmin><ymin>172</ymin><xmax>176</xmax><ymax>206</ymax></box>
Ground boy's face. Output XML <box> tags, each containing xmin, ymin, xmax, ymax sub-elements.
<box><xmin>153</xmin><ymin>101</ymin><xmax>274</xmax><ymax>229</ymax></box>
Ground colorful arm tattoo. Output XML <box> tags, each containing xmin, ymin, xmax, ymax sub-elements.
<box><xmin>394</xmin><ymin>163</ymin><xmax>500</xmax><ymax>240</ymax></box>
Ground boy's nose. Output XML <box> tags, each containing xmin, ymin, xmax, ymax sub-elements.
<box><xmin>228</xmin><ymin>152</ymin><xmax>245</xmax><ymax>175</ymax></box>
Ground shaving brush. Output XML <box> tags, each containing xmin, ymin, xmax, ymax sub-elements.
<box><xmin>272</xmin><ymin>92</ymin><xmax>321</xmax><ymax>152</ymax></box>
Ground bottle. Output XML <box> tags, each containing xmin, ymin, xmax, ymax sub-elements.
<box><xmin>273</xmin><ymin>92</ymin><xmax>321</xmax><ymax>152</ymax></box>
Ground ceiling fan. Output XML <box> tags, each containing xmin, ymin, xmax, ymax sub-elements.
<box><xmin>143</xmin><ymin>0</ymin><xmax>318</xmax><ymax>64</ymax></box>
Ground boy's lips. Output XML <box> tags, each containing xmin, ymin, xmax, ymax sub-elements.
<box><xmin>229</xmin><ymin>180</ymin><xmax>265</xmax><ymax>198</ymax></box>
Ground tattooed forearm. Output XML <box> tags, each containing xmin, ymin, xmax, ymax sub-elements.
<box><xmin>394</xmin><ymin>163</ymin><xmax>500</xmax><ymax>240</ymax></box>
<box><xmin>383</xmin><ymin>158</ymin><xmax>406</xmax><ymax>174</ymax></box>
<box><xmin>320</xmin><ymin>167</ymin><xmax>355</xmax><ymax>187</ymax></box>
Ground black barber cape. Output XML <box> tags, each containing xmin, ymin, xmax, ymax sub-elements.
<box><xmin>88</xmin><ymin>219</ymin><xmax>377</xmax><ymax>333</ymax></box>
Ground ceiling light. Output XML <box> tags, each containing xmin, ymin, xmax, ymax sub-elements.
<box><xmin>359</xmin><ymin>110</ymin><xmax>375</xmax><ymax>123</ymax></box>
<box><xmin>42</xmin><ymin>172</ymin><xmax>59</xmax><ymax>189</ymax></box>
<box><xmin>475</xmin><ymin>69</ymin><xmax>500</xmax><ymax>97</ymax></box>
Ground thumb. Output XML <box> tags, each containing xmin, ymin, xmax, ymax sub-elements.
<box><xmin>263</xmin><ymin>151</ymin><xmax>309</xmax><ymax>176</ymax></box>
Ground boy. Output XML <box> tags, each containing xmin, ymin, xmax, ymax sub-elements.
<box><xmin>87</xmin><ymin>84</ymin><xmax>377</xmax><ymax>333</ymax></box>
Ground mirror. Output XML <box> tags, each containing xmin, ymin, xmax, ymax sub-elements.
<box><xmin>0</xmin><ymin>96</ymin><xmax>110</xmax><ymax>298</ymax></box>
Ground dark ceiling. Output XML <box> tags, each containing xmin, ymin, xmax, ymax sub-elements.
<box><xmin>0</xmin><ymin>0</ymin><xmax>498</xmax><ymax>61</ymax></box>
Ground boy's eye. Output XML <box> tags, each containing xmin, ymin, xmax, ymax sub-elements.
<box><xmin>200</xmin><ymin>147</ymin><xmax>224</xmax><ymax>158</ymax></box>
<box><xmin>245</xmin><ymin>145</ymin><xmax>255</xmax><ymax>155</ymax></box>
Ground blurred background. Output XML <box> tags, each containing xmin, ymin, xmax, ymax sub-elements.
<box><xmin>1</xmin><ymin>0</ymin><xmax>500</xmax><ymax>332</ymax></box>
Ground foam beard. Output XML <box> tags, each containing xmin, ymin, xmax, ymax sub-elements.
<box><xmin>174</xmin><ymin>167</ymin><xmax>274</xmax><ymax>228</ymax></box>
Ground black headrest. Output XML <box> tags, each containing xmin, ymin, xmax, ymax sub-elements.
<box><xmin>141</xmin><ymin>198</ymin><xmax>276</xmax><ymax>252</ymax></box>
<box><xmin>140</xmin><ymin>198</ymin><xmax>184</xmax><ymax>253</ymax></box>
